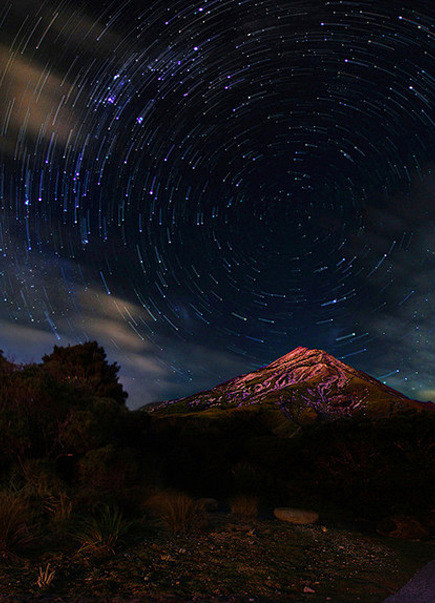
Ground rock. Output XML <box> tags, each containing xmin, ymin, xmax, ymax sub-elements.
<box><xmin>303</xmin><ymin>586</ymin><xmax>315</xmax><ymax>593</ymax></box>
<box><xmin>273</xmin><ymin>507</ymin><xmax>319</xmax><ymax>524</ymax></box>
<box><xmin>377</xmin><ymin>515</ymin><xmax>430</xmax><ymax>540</ymax></box>
<box><xmin>196</xmin><ymin>498</ymin><xmax>219</xmax><ymax>512</ymax></box>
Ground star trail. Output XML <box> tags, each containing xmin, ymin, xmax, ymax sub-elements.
<box><xmin>0</xmin><ymin>0</ymin><xmax>433</xmax><ymax>407</ymax></box>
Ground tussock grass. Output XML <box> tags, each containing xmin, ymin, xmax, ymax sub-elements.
<box><xmin>147</xmin><ymin>490</ymin><xmax>205</xmax><ymax>534</ymax></box>
<box><xmin>73</xmin><ymin>504</ymin><xmax>131</xmax><ymax>555</ymax></box>
<box><xmin>45</xmin><ymin>492</ymin><xmax>73</xmax><ymax>523</ymax></box>
<box><xmin>230</xmin><ymin>495</ymin><xmax>259</xmax><ymax>520</ymax></box>
<box><xmin>0</xmin><ymin>492</ymin><xmax>35</xmax><ymax>556</ymax></box>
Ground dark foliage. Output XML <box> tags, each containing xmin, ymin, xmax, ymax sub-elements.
<box><xmin>0</xmin><ymin>350</ymin><xmax>15</xmax><ymax>375</ymax></box>
<box><xmin>149</xmin><ymin>408</ymin><xmax>435</xmax><ymax>519</ymax></box>
<box><xmin>0</xmin><ymin>341</ymin><xmax>433</xmax><ymax>554</ymax></box>
<box><xmin>0</xmin><ymin>343</ymin><xmax>148</xmax><ymax>513</ymax></box>
<box><xmin>42</xmin><ymin>341</ymin><xmax>128</xmax><ymax>405</ymax></box>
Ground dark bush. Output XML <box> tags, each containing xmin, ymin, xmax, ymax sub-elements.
<box><xmin>42</xmin><ymin>341</ymin><xmax>127</xmax><ymax>405</ymax></box>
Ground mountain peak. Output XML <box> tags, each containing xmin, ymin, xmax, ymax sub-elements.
<box><xmin>151</xmin><ymin>347</ymin><xmax>432</xmax><ymax>420</ymax></box>
<box><xmin>269</xmin><ymin>346</ymin><xmax>337</xmax><ymax>366</ymax></box>
<box><xmin>264</xmin><ymin>346</ymin><xmax>357</xmax><ymax>379</ymax></box>
<box><xmin>271</xmin><ymin>346</ymin><xmax>312</xmax><ymax>361</ymax></box>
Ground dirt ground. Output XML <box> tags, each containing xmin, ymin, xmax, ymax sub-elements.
<box><xmin>0</xmin><ymin>514</ymin><xmax>433</xmax><ymax>602</ymax></box>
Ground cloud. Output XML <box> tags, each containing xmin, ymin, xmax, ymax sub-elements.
<box><xmin>419</xmin><ymin>390</ymin><xmax>435</xmax><ymax>402</ymax></box>
<box><xmin>0</xmin><ymin>0</ymin><xmax>123</xmax><ymax>157</ymax></box>
<box><xmin>0</xmin><ymin>46</ymin><xmax>76</xmax><ymax>152</ymax></box>
<box><xmin>0</xmin><ymin>245</ymin><xmax>168</xmax><ymax>407</ymax></box>
<box><xmin>0</xmin><ymin>243</ymin><xmax>250</xmax><ymax>408</ymax></box>
<box><xmin>0</xmin><ymin>320</ymin><xmax>61</xmax><ymax>363</ymax></box>
<box><xmin>74</xmin><ymin>287</ymin><xmax>155</xmax><ymax>352</ymax></box>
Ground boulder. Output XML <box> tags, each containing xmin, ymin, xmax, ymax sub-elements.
<box><xmin>273</xmin><ymin>507</ymin><xmax>319</xmax><ymax>524</ymax></box>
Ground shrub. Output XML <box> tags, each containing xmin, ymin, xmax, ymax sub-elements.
<box><xmin>0</xmin><ymin>492</ymin><xmax>34</xmax><ymax>556</ymax></box>
<box><xmin>230</xmin><ymin>495</ymin><xmax>259</xmax><ymax>520</ymax></box>
<box><xmin>78</xmin><ymin>445</ymin><xmax>138</xmax><ymax>492</ymax></box>
<box><xmin>21</xmin><ymin>459</ymin><xmax>65</xmax><ymax>498</ymax></box>
<box><xmin>146</xmin><ymin>490</ymin><xmax>204</xmax><ymax>535</ymax></box>
<box><xmin>73</xmin><ymin>504</ymin><xmax>131</xmax><ymax>555</ymax></box>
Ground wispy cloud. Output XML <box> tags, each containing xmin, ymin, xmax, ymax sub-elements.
<box><xmin>0</xmin><ymin>46</ymin><xmax>76</xmax><ymax>152</ymax></box>
<box><xmin>0</xmin><ymin>247</ymin><xmax>250</xmax><ymax>408</ymax></box>
<box><xmin>0</xmin><ymin>0</ymin><xmax>123</xmax><ymax>157</ymax></box>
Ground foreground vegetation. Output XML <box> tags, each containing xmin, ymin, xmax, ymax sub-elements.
<box><xmin>0</xmin><ymin>342</ymin><xmax>433</xmax><ymax>600</ymax></box>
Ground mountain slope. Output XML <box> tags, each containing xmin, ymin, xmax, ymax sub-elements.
<box><xmin>150</xmin><ymin>346</ymin><xmax>432</xmax><ymax>422</ymax></box>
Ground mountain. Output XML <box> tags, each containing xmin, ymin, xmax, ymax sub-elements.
<box><xmin>149</xmin><ymin>346</ymin><xmax>432</xmax><ymax>422</ymax></box>
<box><xmin>147</xmin><ymin>347</ymin><xmax>434</xmax><ymax>520</ymax></box>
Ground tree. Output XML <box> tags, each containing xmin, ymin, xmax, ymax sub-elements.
<box><xmin>0</xmin><ymin>350</ymin><xmax>15</xmax><ymax>376</ymax></box>
<box><xmin>42</xmin><ymin>342</ymin><xmax>128</xmax><ymax>405</ymax></box>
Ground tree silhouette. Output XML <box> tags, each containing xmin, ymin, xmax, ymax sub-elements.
<box><xmin>42</xmin><ymin>341</ymin><xmax>128</xmax><ymax>405</ymax></box>
<box><xmin>0</xmin><ymin>350</ymin><xmax>15</xmax><ymax>376</ymax></box>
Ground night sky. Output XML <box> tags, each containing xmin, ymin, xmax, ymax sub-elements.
<box><xmin>0</xmin><ymin>0</ymin><xmax>433</xmax><ymax>408</ymax></box>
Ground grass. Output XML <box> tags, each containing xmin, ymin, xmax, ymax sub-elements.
<box><xmin>73</xmin><ymin>504</ymin><xmax>132</xmax><ymax>555</ymax></box>
<box><xmin>230</xmin><ymin>495</ymin><xmax>259</xmax><ymax>520</ymax></box>
<box><xmin>146</xmin><ymin>490</ymin><xmax>205</xmax><ymax>534</ymax></box>
<box><xmin>36</xmin><ymin>563</ymin><xmax>56</xmax><ymax>589</ymax></box>
<box><xmin>45</xmin><ymin>492</ymin><xmax>73</xmax><ymax>523</ymax></box>
<box><xmin>0</xmin><ymin>492</ymin><xmax>35</xmax><ymax>557</ymax></box>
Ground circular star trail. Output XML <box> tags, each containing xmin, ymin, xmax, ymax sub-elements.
<box><xmin>0</xmin><ymin>0</ymin><xmax>434</xmax><ymax>406</ymax></box>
